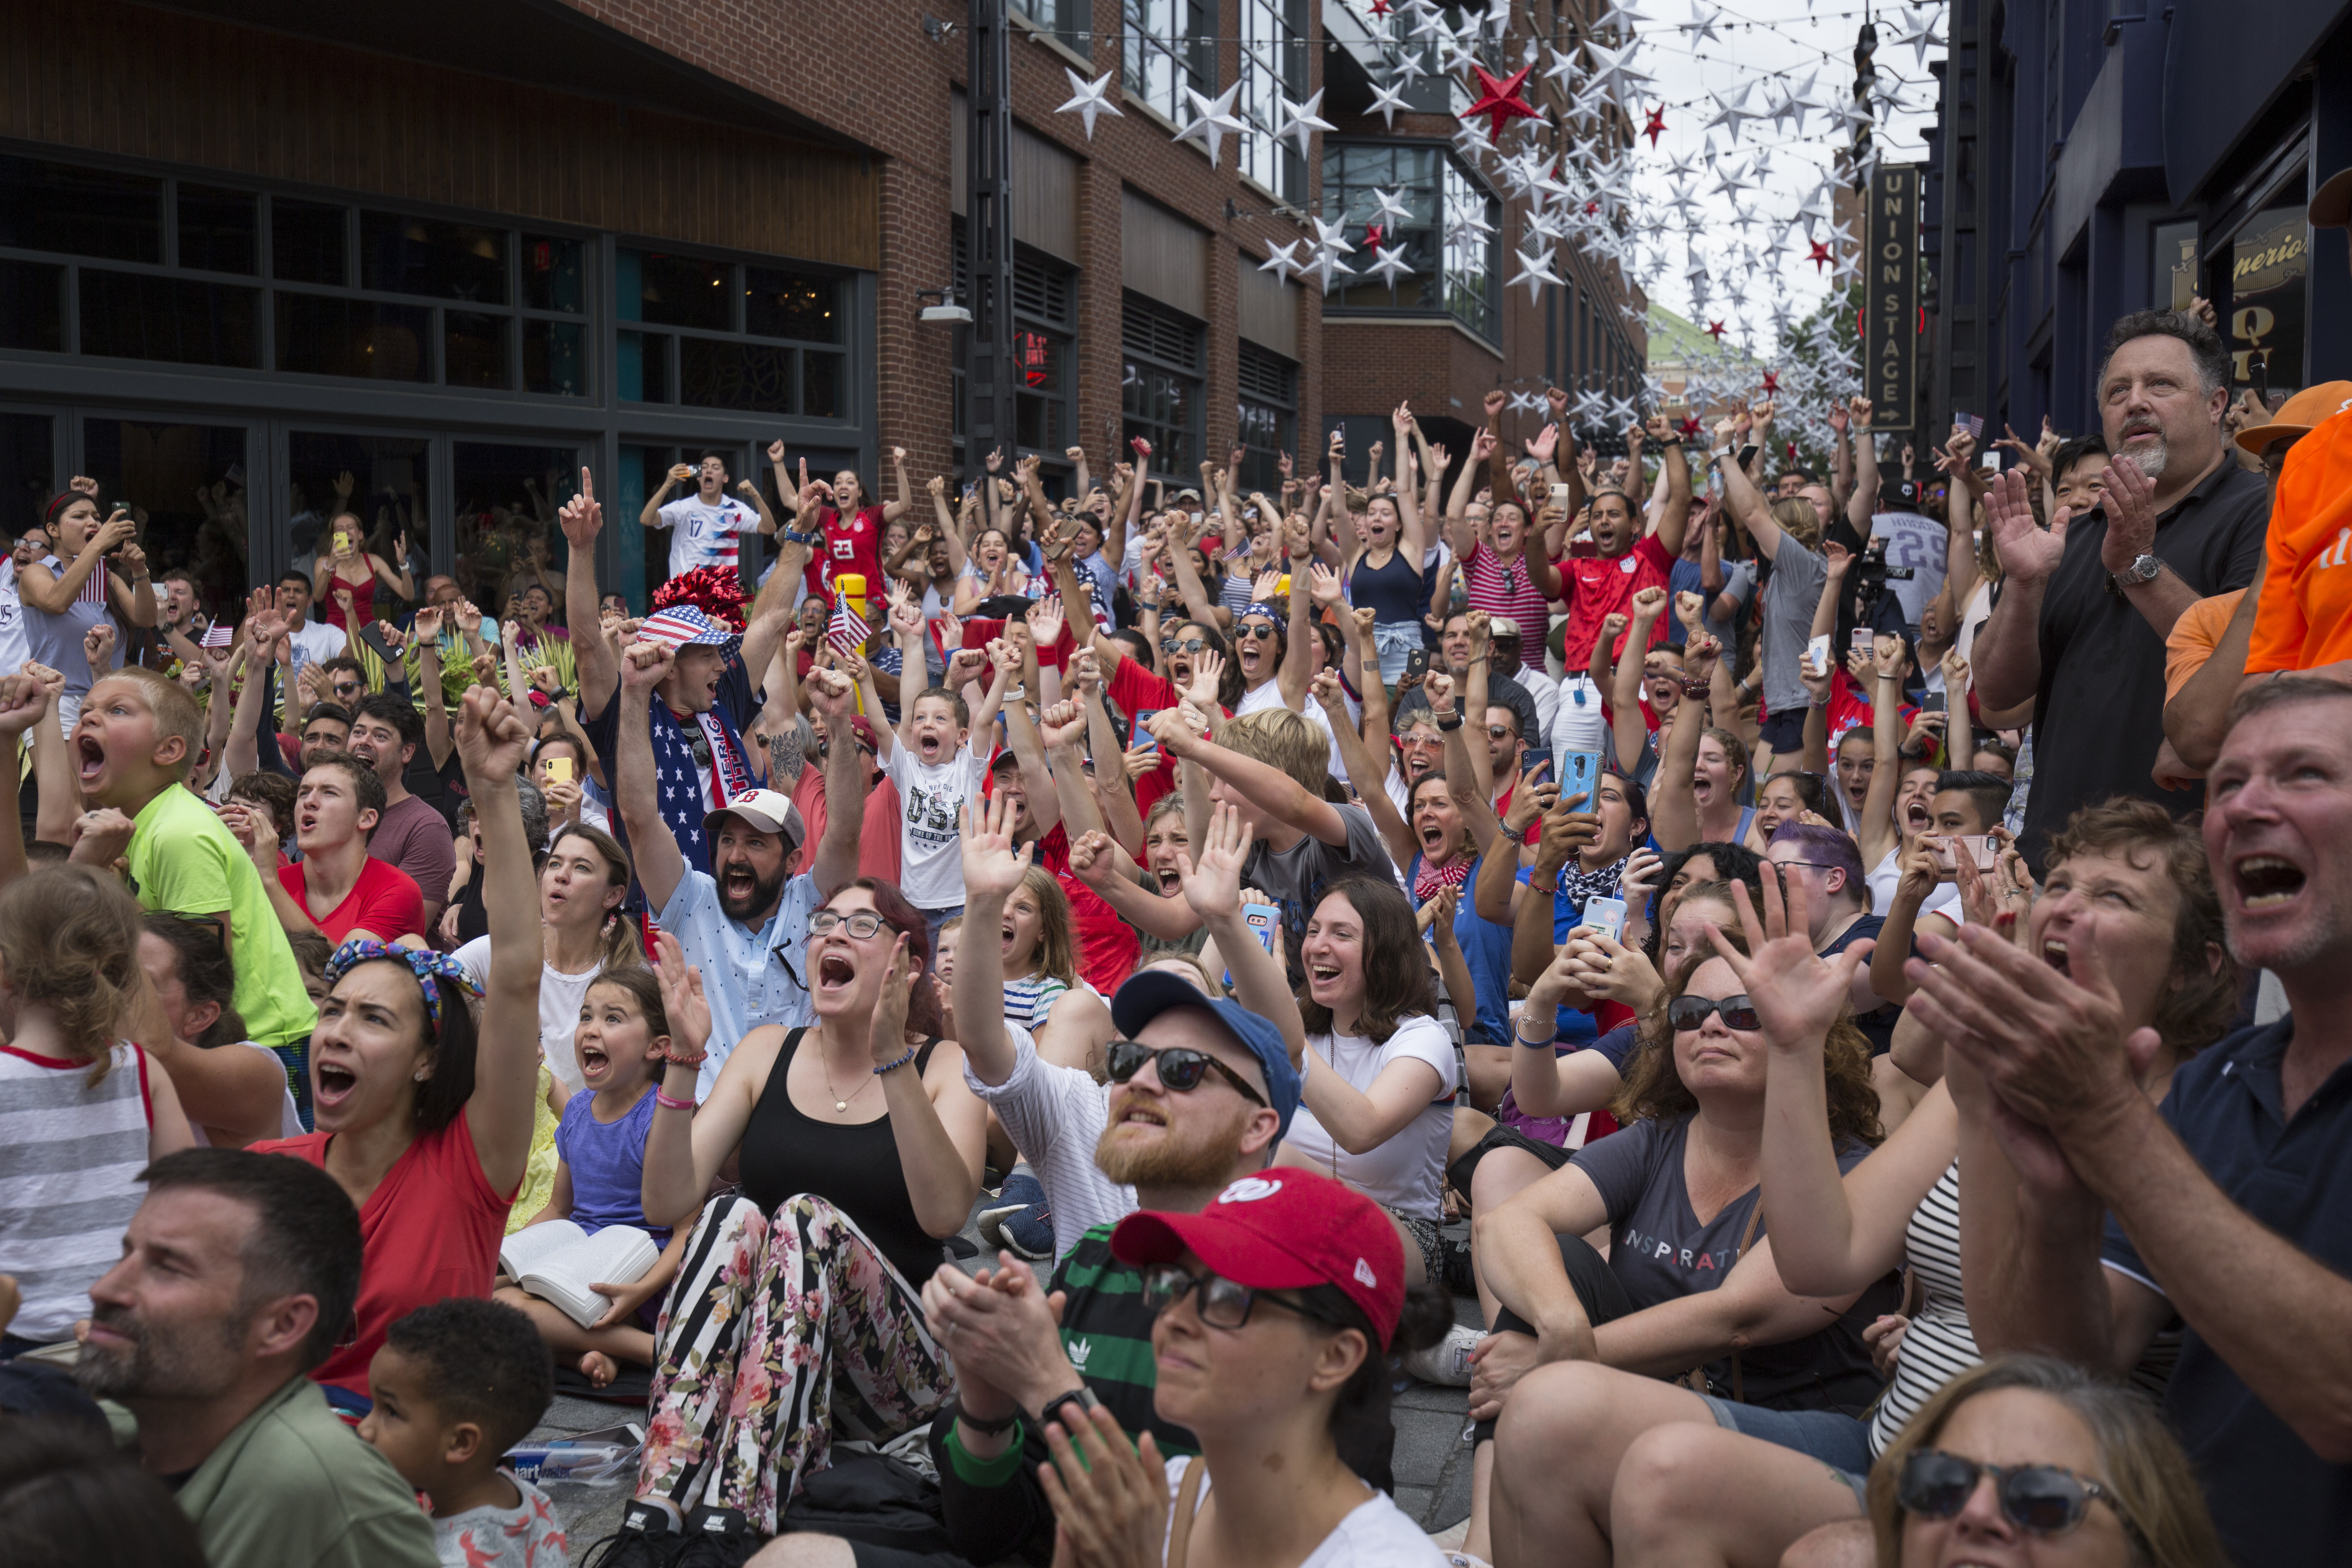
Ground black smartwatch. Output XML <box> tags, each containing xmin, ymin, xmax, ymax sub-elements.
<box><xmin>1036</xmin><ymin>1386</ymin><xmax>1103</xmax><ymax>1434</ymax></box>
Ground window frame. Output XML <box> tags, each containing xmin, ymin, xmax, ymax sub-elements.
<box><xmin>1319</xmin><ymin>139</ymin><xmax>1502</xmax><ymax>342</ymax></box>
<box><xmin>1236</xmin><ymin>341</ymin><xmax>1298</xmax><ymax>494</ymax></box>
<box><xmin>616</xmin><ymin>247</ymin><xmax>852</xmax><ymax>420</ymax></box>
<box><xmin>1236</xmin><ymin>0</ymin><xmax>1310</xmax><ymax>202</ymax></box>
<box><xmin>1124</xmin><ymin>0</ymin><xmax>1216</xmax><ymax>128</ymax></box>
<box><xmin>1121</xmin><ymin>290</ymin><xmax>1207</xmax><ymax>482</ymax></box>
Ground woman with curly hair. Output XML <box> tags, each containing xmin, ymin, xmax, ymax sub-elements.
<box><xmin>1472</xmin><ymin>873</ymin><xmax>1898</xmax><ymax>1568</ymax></box>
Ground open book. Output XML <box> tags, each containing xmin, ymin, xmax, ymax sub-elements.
<box><xmin>499</xmin><ymin>1220</ymin><xmax>660</xmax><ymax>1329</ymax></box>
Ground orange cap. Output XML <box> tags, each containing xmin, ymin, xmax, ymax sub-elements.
<box><xmin>2236</xmin><ymin>381</ymin><xmax>2352</xmax><ymax>455</ymax></box>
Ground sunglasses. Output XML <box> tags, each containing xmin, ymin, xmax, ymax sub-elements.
<box><xmin>1104</xmin><ymin>1039</ymin><xmax>1266</xmax><ymax>1106</ymax></box>
<box><xmin>1160</xmin><ymin>637</ymin><xmax>1209</xmax><ymax>654</ymax></box>
<box><xmin>1486</xmin><ymin>725</ymin><xmax>1516</xmax><ymax>739</ymax></box>
<box><xmin>807</xmin><ymin>910</ymin><xmax>889</xmax><ymax>939</ymax></box>
<box><xmin>1665</xmin><ymin>993</ymin><xmax>1763</xmax><ymax>1031</ymax></box>
<box><xmin>688</xmin><ymin>731</ymin><xmax>712</xmax><ymax>767</ymax></box>
<box><xmin>1140</xmin><ymin>1263</ymin><xmax>1332</xmax><ymax>1331</ymax></box>
<box><xmin>1235</xmin><ymin>621</ymin><xmax>1281</xmax><ymax>641</ymax></box>
<box><xmin>1897</xmin><ymin>1450</ymin><xmax>2126</xmax><ymax>1538</ymax></box>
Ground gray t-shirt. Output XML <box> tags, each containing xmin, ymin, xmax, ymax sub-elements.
<box><xmin>1705</xmin><ymin>558</ymin><xmax>1757</xmax><ymax>651</ymax></box>
<box><xmin>1240</xmin><ymin>803</ymin><xmax>1399</xmax><ymax>987</ymax></box>
<box><xmin>1573</xmin><ymin>1114</ymin><xmax>1895</xmax><ymax>1405</ymax></box>
<box><xmin>1758</xmin><ymin>533</ymin><xmax>1828</xmax><ymax>717</ymax></box>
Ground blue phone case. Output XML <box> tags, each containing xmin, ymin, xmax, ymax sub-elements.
<box><xmin>1580</xmin><ymin>895</ymin><xmax>1627</xmax><ymax>943</ymax></box>
<box><xmin>1562</xmin><ymin>749</ymin><xmax>1604</xmax><ymax>804</ymax></box>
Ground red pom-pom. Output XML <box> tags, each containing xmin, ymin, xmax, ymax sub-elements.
<box><xmin>651</xmin><ymin>566</ymin><xmax>749</xmax><ymax>631</ymax></box>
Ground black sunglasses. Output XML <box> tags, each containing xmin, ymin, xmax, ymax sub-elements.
<box><xmin>1139</xmin><ymin>1263</ymin><xmax>1333</xmax><ymax>1331</ymax></box>
<box><xmin>1665</xmin><ymin>993</ymin><xmax>1763</xmax><ymax>1032</ymax></box>
<box><xmin>1235</xmin><ymin>621</ymin><xmax>1281</xmax><ymax>640</ymax></box>
<box><xmin>1160</xmin><ymin>636</ymin><xmax>1208</xmax><ymax>654</ymax></box>
<box><xmin>1897</xmin><ymin>1450</ymin><xmax>2127</xmax><ymax>1538</ymax></box>
<box><xmin>1104</xmin><ymin>1039</ymin><xmax>1265</xmax><ymax>1106</ymax></box>
<box><xmin>689</xmin><ymin>731</ymin><xmax>711</xmax><ymax>766</ymax></box>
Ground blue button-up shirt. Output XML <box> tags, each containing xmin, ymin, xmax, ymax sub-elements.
<box><xmin>658</xmin><ymin>868</ymin><xmax>818</xmax><ymax>1098</ymax></box>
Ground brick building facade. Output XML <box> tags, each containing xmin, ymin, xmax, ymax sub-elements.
<box><xmin>0</xmin><ymin>0</ymin><xmax>1645</xmax><ymax>610</ymax></box>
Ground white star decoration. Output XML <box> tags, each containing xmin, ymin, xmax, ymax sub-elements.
<box><xmin>1508</xmin><ymin>245</ymin><xmax>1562</xmax><ymax>304</ymax></box>
<box><xmin>1272</xmin><ymin>89</ymin><xmax>1335</xmax><ymax>162</ymax></box>
<box><xmin>1054</xmin><ymin>68</ymin><xmax>1122</xmax><ymax>141</ymax></box>
<box><xmin>1364</xmin><ymin>244</ymin><xmax>1416</xmax><ymax>289</ymax></box>
<box><xmin>1173</xmin><ymin>84</ymin><xmax>1247</xmax><ymax>169</ymax></box>
<box><xmin>1367</xmin><ymin>78</ymin><xmax>1412</xmax><ymax>130</ymax></box>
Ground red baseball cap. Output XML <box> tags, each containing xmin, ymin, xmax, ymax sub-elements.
<box><xmin>1110</xmin><ymin>1170</ymin><xmax>1405</xmax><ymax>1348</ymax></box>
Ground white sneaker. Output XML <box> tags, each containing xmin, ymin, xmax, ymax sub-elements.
<box><xmin>1401</xmin><ymin>1321</ymin><xmax>1480</xmax><ymax>1387</ymax></box>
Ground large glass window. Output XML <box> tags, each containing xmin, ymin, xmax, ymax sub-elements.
<box><xmin>1237</xmin><ymin>342</ymin><xmax>1297</xmax><ymax>492</ymax></box>
<box><xmin>618</xmin><ymin>249</ymin><xmax>847</xmax><ymax>419</ymax></box>
<box><xmin>1237</xmin><ymin>0</ymin><xmax>1309</xmax><ymax>202</ymax></box>
<box><xmin>1125</xmin><ymin>0</ymin><xmax>1215</xmax><ymax>126</ymax></box>
<box><xmin>2228</xmin><ymin>202</ymin><xmax>2307</xmax><ymax>399</ymax></box>
<box><xmin>1122</xmin><ymin>292</ymin><xmax>1205</xmax><ymax>477</ymax></box>
<box><xmin>1010</xmin><ymin>0</ymin><xmax>1088</xmax><ymax>53</ymax></box>
<box><xmin>1320</xmin><ymin>142</ymin><xmax>1500</xmax><ymax>340</ymax></box>
<box><xmin>951</xmin><ymin>225</ymin><xmax>1080</xmax><ymax>477</ymax></box>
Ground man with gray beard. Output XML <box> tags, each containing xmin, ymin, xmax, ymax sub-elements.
<box><xmin>1968</xmin><ymin>308</ymin><xmax>2269</xmax><ymax>868</ymax></box>
<box><xmin>73</xmin><ymin>1148</ymin><xmax>436</xmax><ymax>1568</ymax></box>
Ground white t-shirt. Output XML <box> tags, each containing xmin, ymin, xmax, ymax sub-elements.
<box><xmin>1282</xmin><ymin>1015</ymin><xmax>1457</xmax><ymax>1221</ymax></box>
<box><xmin>883</xmin><ymin>737</ymin><xmax>988</xmax><ymax>910</ymax></box>
<box><xmin>1865</xmin><ymin>847</ymin><xmax>1965</xmax><ymax>926</ymax></box>
<box><xmin>1162</xmin><ymin>1459</ymin><xmax>1445</xmax><ymax>1567</ymax></box>
<box><xmin>0</xmin><ymin>558</ymin><xmax>26</xmax><ymax>675</ymax></box>
<box><xmin>962</xmin><ymin>1021</ymin><xmax>1134</xmax><ymax>1257</ymax></box>
<box><xmin>656</xmin><ymin>494</ymin><xmax>761</xmax><ymax>580</ymax></box>
<box><xmin>454</xmin><ymin>936</ymin><xmax>608</xmax><ymax>1093</ymax></box>
<box><xmin>285</xmin><ymin>616</ymin><xmax>346</xmax><ymax>671</ymax></box>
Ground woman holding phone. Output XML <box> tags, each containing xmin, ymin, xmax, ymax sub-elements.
<box><xmin>314</xmin><ymin>505</ymin><xmax>416</xmax><ymax>630</ymax></box>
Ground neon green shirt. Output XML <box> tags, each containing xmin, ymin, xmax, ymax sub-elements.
<box><xmin>128</xmin><ymin>783</ymin><xmax>318</xmax><ymax>1050</ymax></box>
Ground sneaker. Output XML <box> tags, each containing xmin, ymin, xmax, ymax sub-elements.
<box><xmin>578</xmin><ymin>1500</ymin><xmax>685</xmax><ymax>1568</ymax></box>
<box><xmin>1000</xmin><ymin>1200</ymin><xmax>1055</xmax><ymax>1262</ymax></box>
<box><xmin>1439</xmin><ymin>1226</ymin><xmax>1477</xmax><ymax>1298</ymax></box>
<box><xmin>978</xmin><ymin>1169</ymin><xmax>1047</xmax><ymax>1253</ymax></box>
<box><xmin>1401</xmin><ymin>1321</ymin><xmax>1481</xmax><ymax>1388</ymax></box>
<box><xmin>671</xmin><ymin>1505</ymin><xmax>762</xmax><ymax>1568</ymax></box>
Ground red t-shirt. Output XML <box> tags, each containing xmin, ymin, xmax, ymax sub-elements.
<box><xmin>280</xmin><ymin>856</ymin><xmax>426</xmax><ymax>944</ymax></box>
<box><xmin>252</xmin><ymin>1107</ymin><xmax>516</xmax><ymax>1396</ymax></box>
<box><xmin>1556</xmin><ymin>534</ymin><xmax>1675</xmax><ymax>672</ymax></box>
<box><xmin>1034</xmin><ymin>824</ymin><xmax>1139</xmax><ymax>996</ymax></box>
<box><xmin>1105</xmin><ymin>656</ymin><xmax>1232</xmax><ymax>821</ymax></box>
<box><xmin>791</xmin><ymin>759</ymin><xmax>904</xmax><ymax>887</ymax></box>
<box><xmin>1824</xmin><ymin>668</ymin><xmax>1919</xmax><ymax>751</ymax></box>
<box><xmin>802</xmin><ymin>504</ymin><xmax>886</xmax><ymax>609</ymax></box>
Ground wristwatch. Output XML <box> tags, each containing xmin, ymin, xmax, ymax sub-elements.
<box><xmin>2110</xmin><ymin>553</ymin><xmax>2164</xmax><ymax>589</ymax></box>
<box><xmin>1037</xmin><ymin>1386</ymin><xmax>1103</xmax><ymax>1433</ymax></box>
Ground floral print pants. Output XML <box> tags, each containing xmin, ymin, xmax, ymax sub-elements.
<box><xmin>636</xmin><ymin>1192</ymin><xmax>950</xmax><ymax>1532</ymax></box>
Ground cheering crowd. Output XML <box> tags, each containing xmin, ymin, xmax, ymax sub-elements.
<box><xmin>3</xmin><ymin>252</ymin><xmax>2352</xmax><ymax>1568</ymax></box>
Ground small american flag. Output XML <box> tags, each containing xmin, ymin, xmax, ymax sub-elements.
<box><xmin>201</xmin><ymin>621</ymin><xmax>234</xmax><ymax>648</ymax></box>
<box><xmin>637</xmin><ymin>606</ymin><xmax>734</xmax><ymax>650</ymax></box>
<box><xmin>827</xmin><ymin>596</ymin><xmax>871</xmax><ymax>655</ymax></box>
<box><xmin>1957</xmin><ymin>411</ymin><xmax>1985</xmax><ymax>440</ymax></box>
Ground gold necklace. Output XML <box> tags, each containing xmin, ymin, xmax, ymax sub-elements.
<box><xmin>818</xmin><ymin>1052</ymin><xmax>860</xmax><ymax>1114</ymax></box>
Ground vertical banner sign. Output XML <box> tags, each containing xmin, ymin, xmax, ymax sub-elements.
<box><xmin>1866</xmin><ymin>163</ymin><xmax>1921</xmax><ymax>431</ymax></box>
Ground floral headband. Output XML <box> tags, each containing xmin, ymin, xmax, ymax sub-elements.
<box><xmin>326</xmin><ymin>939</ymin><xmax>483</xmax><ymax>1028</ymax></box>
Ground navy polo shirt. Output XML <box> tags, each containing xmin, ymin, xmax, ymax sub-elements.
<box><xmin>2102</xmin><ymin>1017</ymin><xmax>2352</xmax><ymax>1565</ymax></box>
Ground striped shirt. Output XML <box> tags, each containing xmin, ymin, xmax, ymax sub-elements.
<box><xmin>1870</xmin><ymin>1158</ymin><xmax>2182</xmax><ymax>1457</ymax></box>
<box><xmin>1002</xmin><ymin>975</ymin><xmax>1072</xmax><ymax>1031</ymax></box>
<box><xmin>0</xmin><ymin>1042</ymin><xmax>152</xmax><ymax>1341</ymax></box>
<box><xmin>1461</xmin><ymin>542</ymin><xmax>1553</xmax><ymax>632</ymax></box>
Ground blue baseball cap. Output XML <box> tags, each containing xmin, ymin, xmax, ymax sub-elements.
<box><xmin>1110</xmin><ymin>969</ymin><xmax>1302</xmax><ymax>1139</ymax></box>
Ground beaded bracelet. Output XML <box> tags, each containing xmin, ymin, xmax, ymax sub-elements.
<box><xmin>874</xmin><ymin>1043</ymin><xmax>920</xmax><ymax>1076</ymax></box>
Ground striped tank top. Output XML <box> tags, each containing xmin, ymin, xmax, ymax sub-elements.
<box><xmin>0</xmin><ymin>1042</ymin><xmax>153</xmax><ymax>1342</ymax></box>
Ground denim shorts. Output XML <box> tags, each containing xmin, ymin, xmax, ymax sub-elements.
<box><xmin>1698</xmin><ymin>1395</ymin><xmax>1872</xmax><ymax>1508</ymax></box>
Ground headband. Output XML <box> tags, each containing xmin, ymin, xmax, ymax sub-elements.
<box><xmin>326</xmin><ymin>939</ymin><xmax>482</xmax><ymax>1028</ymax></box>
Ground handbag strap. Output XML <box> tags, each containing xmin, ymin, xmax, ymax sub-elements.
<box><xmin>1727</xmin><ymin>1199</ymin><xmax>1763</xmax><ymax>1405</ymax></box>
<box><xmin>1166</xmin><ymin>1457</ymin><xmax>1205</xmax><ymax>1568</ymax></box>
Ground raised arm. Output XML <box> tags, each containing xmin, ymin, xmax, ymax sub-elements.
<box><xmin>1855</xmin><ymin>636</ymin><xmax>1908</xmax><ymax>868</ymax></box>
<box><xmin>1276</xmin><ymin>520</ymin><xmax>1315</xmax><ymax>710</ymax></box>
<box><xmin>1315</xmin><ymin>669</ymin><xmax>1412</xmax><ymax>870</ymax></box>
<box><xmin>0</xmin><ymin>673</ymin><xmax>52</xmax><ymax>888</ymax></box>
<box><xmin>613</xmin><ymin>641</ymin><xmax>689</xmax><ymax>913</ymax></box>
<box><xmin>1648</xmin><ymin>420</ymin><xmax>1694</xmax><ymax>556</ymax></box>
<box><xmin>1650</xmin><ymin>629</ymin><xmax>1720</xmax><ymax>852</ymax></box>
<box><xmin>1152</xmin><ymin>710</ymin><xmax>1347</xmax><ymax>848</ymax></box>
<box><xmin>453</xmin><ymin>686</ymin><xmax>544</xmax><ymax>1195</ymax></box>
<box><xmin>562</xmin><ymin>471</ymin><xmax>618</xmax><ymax>721</ymax></box>
<box><xmin>1713</xmin><ymin>418</ymin><xmax>1784</xmax><ymax>558</ymax></box>
<box><xmin>1073</xmin><ymin>650</ymin><xmax>1143</xmax><ymax>851</ymax></box>
<box><xmin>1846</xmin><ymin>400</ymin><xmax>1879</xmax><ymax>538</ymax></box>
<box><xmin>802</xmin><ymin>667</ymin><xmax>866</xmax><ymax>900</ymax></box>
<box><xmin>882</xmin><ymin>446</ymin><xmax>913</xmax><ymax>524</ymax></box>
<box><xmin>1611</xmin><ymin>593</ymin><xmax>1667</xmax><ymax>776</ymax></box>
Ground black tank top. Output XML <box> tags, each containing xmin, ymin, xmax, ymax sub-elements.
<box><xmin>1349</xmin><ymin>544</ymin><xmax>1426</xmax><ymax>626</ymax></box>
<box><xmin>737</xmin><ymin>1029</ymin><xmax>946</xmax><ymax>1287</ymax></box>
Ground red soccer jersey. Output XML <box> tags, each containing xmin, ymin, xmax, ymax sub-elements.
<box><xmin>1557</xmin><ymin>534</ymin><xmax>1675</xmax><ymax>672</ymax></box>
<box><xmin>802</xmin><ymin>503</ymin><xmax>886</xmax><ymax>609</ymax></box>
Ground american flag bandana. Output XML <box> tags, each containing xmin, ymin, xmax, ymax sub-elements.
<box><xmin>645</xmin><ymin>695</ymin><xmax>754</xmax><ymax>871</ymax></box>
<box><xmin>637</xmin><ymin>605</ymin><xmax>737</xmax><ymax>652</ymax></box>
<box><xmin>827</xmin><ymin>596</ymin><xmax>871</xmax><ymax>656</ymax></box>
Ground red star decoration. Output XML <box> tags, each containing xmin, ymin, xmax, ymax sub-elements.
<box><xmin>1364</xmin><ymin>223</ymin><xmax>1384</xmax><ymax>251</ymax></box>
<box><xmin>1761</xmin><ymin>369</ymin><xmax>1781</xmax><ymax>395</ymax></box>
<box><xmin>1463</xmin><ymin>65</ymin><xmax>1539</xmax><ymax>142</ymax></box>
<box><xmin>1368</xmin><ymin>0</ymin><xmax>1392</xmax><ymax>14</ymax></box>
<box><xmin>1706</xmin><ymin>320</ymin><xmax>1726</xmax><ymax>339</ymax></box>
<box><xmin>1585</xmin><ymin>200</ymin><xmax>1601</xmax><ymax>214</ymax></box>
<box><xmin>1642</xmin><ymin>105</ymin><xmax>1667</xmax><ymax>146</ymax></box>
<box><xmin>1677</xmin><ymin>414</ymin><xmax>1703</xmax><ymax>439</ymax></box>
<box><xmin>1806</xmin><ymin>239</ymin><xmax>1834</xmax><ymax>274</ymax></box>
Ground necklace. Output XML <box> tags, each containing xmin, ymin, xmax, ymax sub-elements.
<box><xmin>818</xmin><ymin>1051</ymin><xmax>860</xmax><ymax>1114</ymax></box>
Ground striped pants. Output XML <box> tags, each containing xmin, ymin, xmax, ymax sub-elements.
<box><xmin>634</xmin><ymin>1193</ymin><xmax>950</xmax><ymax>1533</ymax></box>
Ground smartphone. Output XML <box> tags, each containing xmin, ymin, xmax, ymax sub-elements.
<box><xmin>1560</xmin><ymin>749</ymin><xmax>1603</xmax><ymax>806</ymax></box>
<box><xmin>1806</xmin><ymin>633</ymin><xmax>1833</xmax><ymax>676</ymax></box>
<box><xmin>543</xmin><ymin>756</ymin><xmax>574</xmax><ymax>785</ymax></box>
<box><xmin>1224</xmin><ymin>901</ymin><xmax>1282</xmax><ymax>987</ymax></box>
<box><xmin>1956</xmin><ymin>834</ymin><xmax>1998</xmax><ymax>871</ymax></box>
<box><xmin>1549</xmin><ymin>482</ymin><xmax>1571</xmax><ymax>507</ymax></box>
<box><xmin>332</xmin><ymin>530</ymin><xmax>351</xmax><ymax>556</ymax></box>
<box><xmin>1579</xmin><ymin>895</ymin><xmax>1627</xmax><ymax>944</ymax></box>
<box><xmin>1403</xmin><ymin>647</ymin><xmax>1431</xmax><ymax>683</ymax></box>
<box><xmin>1736</xmin><ymin>441</ymin><xmax>1760</xmax><ymax>468</ymax></box>
<box><xmin>669</xmin><ymin>463</ymin><xmax>695</xmax><ymax>482</ymax></box>
<box><xmin>1921</xmin><ymin>690</ymin><xmax>1947</xmax><ymax>714</ymax></box>
<box><xmin>1851</xmin><ymin>626</ymin><xmax>1875</xmax><ymax>657</ymax></box>
<box><xmin>1521</xmin><ymin>745</ymin><xmax>1553</xmax><ymax>784</ymax></box>
<box><xmin>1133</xmin><ymin>709</ymin><xmax>1159</xmax><ymax>757</ymax></box>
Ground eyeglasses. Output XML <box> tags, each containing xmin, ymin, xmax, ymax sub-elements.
<box><xmin>1104</xmin><ymin>1039</ymin><xmax>1266</xmax><ymax>1106</ymax></box>
<box><xmin>688</xmin><ymin>731</ymin><xmax>712</xmax><ymax>767</ymax></box>
<box><xmin>1235</xmin><ymin>621</ymin><xmax>1281</xmax><ymax>641</ymax></box>
<box><xmin>1896</xmin><ymin>1450</ymin><xmax>2127</xmax><ymax>1538</ymax></box>
<box><xmin>1774</xmin><ymin>859</ymin><xmax>1841</xmax><ymax>874</ymax></box>
<box><xmin>807</xmin><ymin>910</ymin><xmax>889</xmax><ymax>939</ymax></box>
<box><xmin>1486</xmin><ymin>725</ymin><xmax>1516</xmax><ymax>739</ymax></box>
<box><xmin>1665</xmin><ymin>993</ymin><xmax>1763</xmax><ymax>1031</ymax></box>
<box><xmin>1140</xmin><ymin>1263</ymin><xmax>1332</xmax><ymax>1331</ymax></box>
<box><xmin>1160</xmin><ymin>637</ymin><xmax>1209</xmax><ymax>655</ymax></box>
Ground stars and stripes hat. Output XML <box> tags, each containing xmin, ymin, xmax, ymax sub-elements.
<box><xmin>637</xmin><ymin>605</ymin><xmax>739</xmax><ymax>654</ymax></box>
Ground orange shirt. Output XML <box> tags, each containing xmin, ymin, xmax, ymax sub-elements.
<box><xmin>2247</xmin><ymin>402</ymin><xmax>2352</xmax><ymax>674</ymax></box>
<box><xmin>2164</xmin><ymin>589</ymin><xmax>2246</xmax><ymax>703</ymax></box>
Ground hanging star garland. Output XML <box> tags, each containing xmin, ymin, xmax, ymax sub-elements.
<box><xmin>1706</xmin><ymin>320</ymin><xmax>1727</xmax><ymax>339</ymax></box>
<box><xmin>1463</xmin><ymin>65</ymin><xmax>1539</xmax><ymax>143</ymax></box>
<box><xmin>1642</xmin><ymin>105</ymin><xmax>1668</xmax><ymax>147</ymax></box>
<box><xmin>1805</xmin><ymin>238</ymin><xmax>1834</xmax><ymax>273</ymax></box>
<box><xmin>1054</xmin><ymin>68</ymin><xmax>1122</xmax><ymax>141</ymax></box>
<box><xmin>1172</xmin><ymin>84</ymin><xmax>1247</xmax><ymax>170</ymax></box>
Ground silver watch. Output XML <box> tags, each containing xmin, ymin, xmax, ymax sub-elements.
<box><xmin>2110</xmin><ymin>553</ymin><xmax>2163</xmax><ymax>589</ymax></box>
